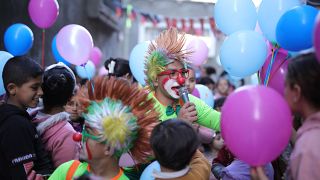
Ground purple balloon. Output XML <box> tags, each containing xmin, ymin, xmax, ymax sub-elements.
<box><xmin>314</xmin><ymin>14</ymin><xmax>320</xmax><ymax>63</ymax></box>
<box><xmin>28</xmin><ymin>0</ymin><xmax>59</xmax><ymax>29</ymax></box>
<box><xmin>221</xmin><ymin>85</ymin><xmax>292</xmax><ymax>166</ymax></box>
<box><xmin>90</xmin><ymin>47</ymin><xmax>102</xmax><ymax>66</ymax></box>
<box><xmin>191</xmin><ymin>87</ymin><xmax>200</xmax><ymax>98</ymax></box>
<box><xmin>56</xmin><ymin>24</ymin><xmax>93</xmax><ymax>66</ymax></box>
<box><xmin>186</xmin><ymin>38</ymin><xmax>209</xmax><ymax>66</ymax></box>
<box><xmin>259</xmin><ymin>48</ymin><xmax>289</xmax><ymax>96</ymax></box>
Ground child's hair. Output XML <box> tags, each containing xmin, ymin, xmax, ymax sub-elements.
<box><xmin>2</xmin><ymin>56</ymin><xmax>43</xmax><ymax>94</ymax></box>
<box><xmin>42</xmin><ymin>63</ymin><xmax>76</xmax><ymax>110</ymax></box>
<box><xmin>286</xmin><ymin>53</ymin><xmax>320</xmax><ymax>108</ymax></box>
<box><xmin>214</xmin><ymin>97</ymin><xmax>226</xmax><ymax>110</ymax></box>
<box><xmin>150</xmin><ymin>119</ymin><xmax>200</xmax><ymax>171</ymax></box>
<box><xmin>104</xmin><ymin>58</ymin><xmax>132</xmax><ymax>77</ymax></box>
<box><xmin>197</xmin><ymin>77</ymin><xmax>215</xmax><ymax>86</ymax></box>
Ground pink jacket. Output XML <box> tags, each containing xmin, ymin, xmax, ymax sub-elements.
<box><xmin>33</xmin><ymin>111</ymin><xmax>80</xmax><ymax>168</ymax></box>
<box><xmin>288</xmin><ymin>111</ymin><xmax>320</xmax><ymax>180</ymax></box>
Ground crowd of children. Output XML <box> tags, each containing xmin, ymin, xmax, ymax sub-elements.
<box><xmin>0</xmin><ymin>28</ymin><xmax>320</xmax><ymax>180</ymax></box>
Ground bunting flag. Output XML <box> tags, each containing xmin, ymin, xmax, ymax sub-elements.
<box><xmin>172</xmin><ymin>18</ymin><xmax>177</xmax><ymax>28</ymax></box>
<box><xmin>112</xmin><ymin>1</ymin><xmax>220</xmax><ymax>34</ymax></box>
<box><xmin>181</xmin><ymin>19</ymin><xmax>186</xmax><ymax>32</ymax></box>
<box><xmin>116</xmin><ymin>7</ymin><xmax>122</xmax><ymax>17</ymax></box>
<box><xmin>189</xmin><ymin>19</ymin><xmax>195</xmax><ymax>34</ymax></box>
<box><xmin>165</xmin><ymin>17</ymin><xmax>171</xmax><ymax>28</ymax></box>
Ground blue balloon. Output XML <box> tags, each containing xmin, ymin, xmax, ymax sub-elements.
<box><xmin>0</xmin><ymin>51</ymin><xmax>14</xmax><ymax>95</ymax></box>
<box><xmin>4</xmin><ymin>23</ymin><xmax>34</xmax><ymax>56</ymax></box>
<box><xmin>276</xmin><ymin>5</ymin><xmax>318</xmax><ymax>51</ymax></box>
<box><xmin>220</xmin><ymin>31</ymin><xmax>267</xmax><ymax>78</ymax></box>
<box><xmin>140</xmin><ymin>161</ymin><xmax>160</xmax><ymax>180</ymax></box>
<box><xmin>258</xmin><ymin>0</ymin><xmax>301</xmax><ymax>43</ymax></box>
<box><xmin>75</xmin><ymin>61</ymin><xmax>96</xmax><ymax>79</ymax></box>
<box><xmin>214</xmin><ymin>0</ymin><xmax>257</xmax><ymax>35</ymax></box>
<box><xmin>129</xmin><ymin>41</ymin><xmax>150</xmax><ymax>86</ymax></box>
<box><xmin>195</xmin><ymin>84</ymin><xmax>214</xmax><ymax>108</ymax></box>
<box><xmin>51</xmin><ymin>36</ymin><xmax>70</xmax><ymax>66</ymax></box>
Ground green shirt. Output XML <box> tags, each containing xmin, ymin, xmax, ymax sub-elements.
<box><xmin>148</xmin><ymin>93</ymin><xmax>221</xmax><ymax>131</ymax></box>
<box><xmin>49</xmin><ymin>160</ymin><xmax>129</xmax><ymax>180</ymax></box>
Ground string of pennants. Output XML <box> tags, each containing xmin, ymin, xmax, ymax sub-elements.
<box><xmin>112</xmin><ymin>0</ymin><xmax>223</xmax><ymax>36</ymax></box>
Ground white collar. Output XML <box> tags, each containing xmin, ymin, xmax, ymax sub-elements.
<box><xmin>152</xmin><ymin>166</ymin><xmax>190</xmax><ymax>179</ymax></box>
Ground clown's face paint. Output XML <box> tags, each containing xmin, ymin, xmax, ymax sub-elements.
<box><xmin>162</xmin><ymin>77</ymin><xmax>180</xmax><ymax>99</ymax></box>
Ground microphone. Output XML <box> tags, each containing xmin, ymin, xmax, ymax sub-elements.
<box><xmin>179</xmin><ymin>87</ymin><xmax>189</xmax><ymax>105</ymax></box>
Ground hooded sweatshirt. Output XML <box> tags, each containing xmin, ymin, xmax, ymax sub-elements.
<box><xmin>32</xmin><ymin>110</ymin><xmax>80</xmax><ymax>168</ymax></box>
<box><xmin>0</xmin><ymin>104</ymin><xmax>53</xmax><ymax>179</ymax></box>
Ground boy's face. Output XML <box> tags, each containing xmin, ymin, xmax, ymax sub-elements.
<box><xmin>186</xmin><ymin>69</ymin><xmax>196</xmax><ymax>93</ymax></box>
<box><xmin>14</xmin><ymin>76</ymin><xmax>43</xmax><ymax>109</ymax></box>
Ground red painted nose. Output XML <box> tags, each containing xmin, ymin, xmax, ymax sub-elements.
<box><xmin>177</xmin><ymin>76</ymin><xmax>185</xmax><ymax>86</ymax></box>
<box><xmin>73</xmin><ymin>132</ymin><xmax>82</xmax><ymax>142</ymax></box>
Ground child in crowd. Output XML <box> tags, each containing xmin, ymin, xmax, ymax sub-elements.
<box><xmin>214</xmin><ymin>77</ymin><xmax>230</xmax><ymax>100</ymax></box>
<box><xmin>197</xmin><ymin>76</ymin><xmax>216</xmax><ymax>92</ymax></box>
<box><xmin>49</xmin><ymin>76</ymin><xmax>159</xmax><ymax>179</ymax></box>
<box><xmin>0</xmin><ymin>56</ymin><xmax>53</xmax><ymax>179</ymax></box>
<box><xmin>150</xmin><ymin>119</ymin><xmax>211</xmax><ymax>180</ymax></box>
<box><xmin>65</xmin><ymin>87</ymin><xmax>85</xmax><ymax>132</ymax></box>
<box><xmin>32</xmin><ymin>62</ymin><xmax>80</xmax><ymax>168</ymax></box>
<box><xmin>252</xmin><ymin>53</ymin><xmax>320</xmax><ymax>179</ymax></box>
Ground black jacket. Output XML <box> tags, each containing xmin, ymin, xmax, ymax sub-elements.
<box><xmin>0</xmin><ymin>104</ymin><xmax>53</xmax><ymax>179</ymax></box>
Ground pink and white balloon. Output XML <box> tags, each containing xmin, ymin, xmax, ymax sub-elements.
<box><xmin>56</xmin><ymin>24</ymin><xmax>93</xmax><ymax>66</ymax></box>
<box><xmin>185</xmin><ymin>37</ymin><xmax>209</xmax><ymax>66</ymax></box>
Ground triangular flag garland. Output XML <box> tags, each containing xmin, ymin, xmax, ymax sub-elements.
<box><xmin>111</xmin><ymin>0</ymin><xmax>220</xmax><ymax>35</ymax></box>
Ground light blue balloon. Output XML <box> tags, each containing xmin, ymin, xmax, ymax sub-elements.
<box><xmin>75</xmin><ymin>61</ymin><xmax>96</xmax><ymax>79</ymax></box>
<box><xmin>195</xmin><ymin>84</ymin><xmax>214</xmax><ymax>108</ymax></box>
<box><xmin>4</xmin><ymin>23</ymin><xmax>34</xmax><ymax>56</ymax></box>
<box><xmin>220</xmin><ymin>31</ymin><xmax>267</xmax><ymax>78</ymax></box>
<box><xmin>0</xmin><ymin>51</ymin><xmax>14</xmax><ymax>95</ymax></box>
<box><xmin>51</xmin><ymin>36</ymin><xmax>70</xmax><ymax>66</ymax></box>
<box><xmin>140</xmin><ymin>161</ymin><xmax>160</xmax><ymax>180</ymax></box>
<box><xmin>214</xmin><ymin>0</ymin><xmax>257</xmax><ymax>35</ymax></box>
<box><xmin>258</xmin><ymin>0</ymin><xmax>301</xmax><ymax>43</ymax></box>
<box><xmin>129</xmin><ymin>41</ymin><xmax>150</xmax><ymax>86</ymax></box>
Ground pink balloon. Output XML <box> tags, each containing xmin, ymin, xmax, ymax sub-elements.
<box><xmin>191</xmin><ymin>87</ymin><xmax>200</xmax><ymax>98</ymax></box>
<box><xmin>221</xmin><ymin>85</ymin><xmax>292</xmax><ymax>166</ymax></box>
<box><xmin>98</xmin><ymin>67</ymin><xmax>108</xmax><ymax>76</ymax></box>
<box><xmin>90</xmin><ymin>47</ymin><xmax>103</xmax><ymax>66</ymax></box>
<box><xmin>314</xmin><ymin>14</ymin><xmax>320</xmax><ymax>63</ymax></box>
<box><xmin>186</xmin><ymin>38</ymin><xmax>209</xmax><ymax>66</ymax></box>
<box><xmin>28</xmin><ymin>0</ymin><xmax>59</xmax><ymax>29</ymax></box>
<box><xmin>56</xmin><ymin>24</ymin><xmax>93</xmax><ymax>66</ymax></box>
<box><xmin>259</xmin><ymin>48</ymin><xmax>289</xmax><ymax>96</ymax></box>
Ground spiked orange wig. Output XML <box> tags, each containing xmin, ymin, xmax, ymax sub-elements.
<box><xmin>145</xmin><ymin>28</ymin><xmax>192</xmax><ymax>90</ymax></box>
<box><xmin>77</xmin><ymin>76</ymin><xmax>159</xmax><ymax>163</ymax></box>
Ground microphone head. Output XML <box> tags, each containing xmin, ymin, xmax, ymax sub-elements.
<box><xmin>179</xmin><ymin>87</ymin><xmax>189</xmax><ymax>103</ymax></box>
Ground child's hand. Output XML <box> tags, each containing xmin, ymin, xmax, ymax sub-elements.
<box><xmin>178</xmin><ymin>102</ymin><xmax>197</xmax><ymax>123</ymax></box>
<box><xmin>250</xmin><ymin>166</ymin><xmax>268</xmax><ymax>180</ymax></box>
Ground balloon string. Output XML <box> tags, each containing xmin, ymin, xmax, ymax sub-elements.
<box><xmin>264</xmin><ymin>48</ymin><xmax>279</xmax><ymax>86</ymax></box>
<box><xmin>41</xmin><ymin>29</ymin><xmax>45</xmax><ymax>68</ymax></box>
<box><xmin>268</xmin><ymin>53</ymin><xmax>289</xmax><ymax>82</ymax></box>
<box><xmin>83</xmin><ymin>64</ymin><xmax>95</xmax><ymax>93</ymax></box>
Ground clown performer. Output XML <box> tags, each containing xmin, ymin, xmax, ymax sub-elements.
<box><xmin>49</xmin><ymin>76</ymin><xmax>159</xmax><ymax>179</ymax></box>
<box><xmin>145</xmin><ymin>28</ymin><xmax>220</xmax><ymax>131</ymax></box>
